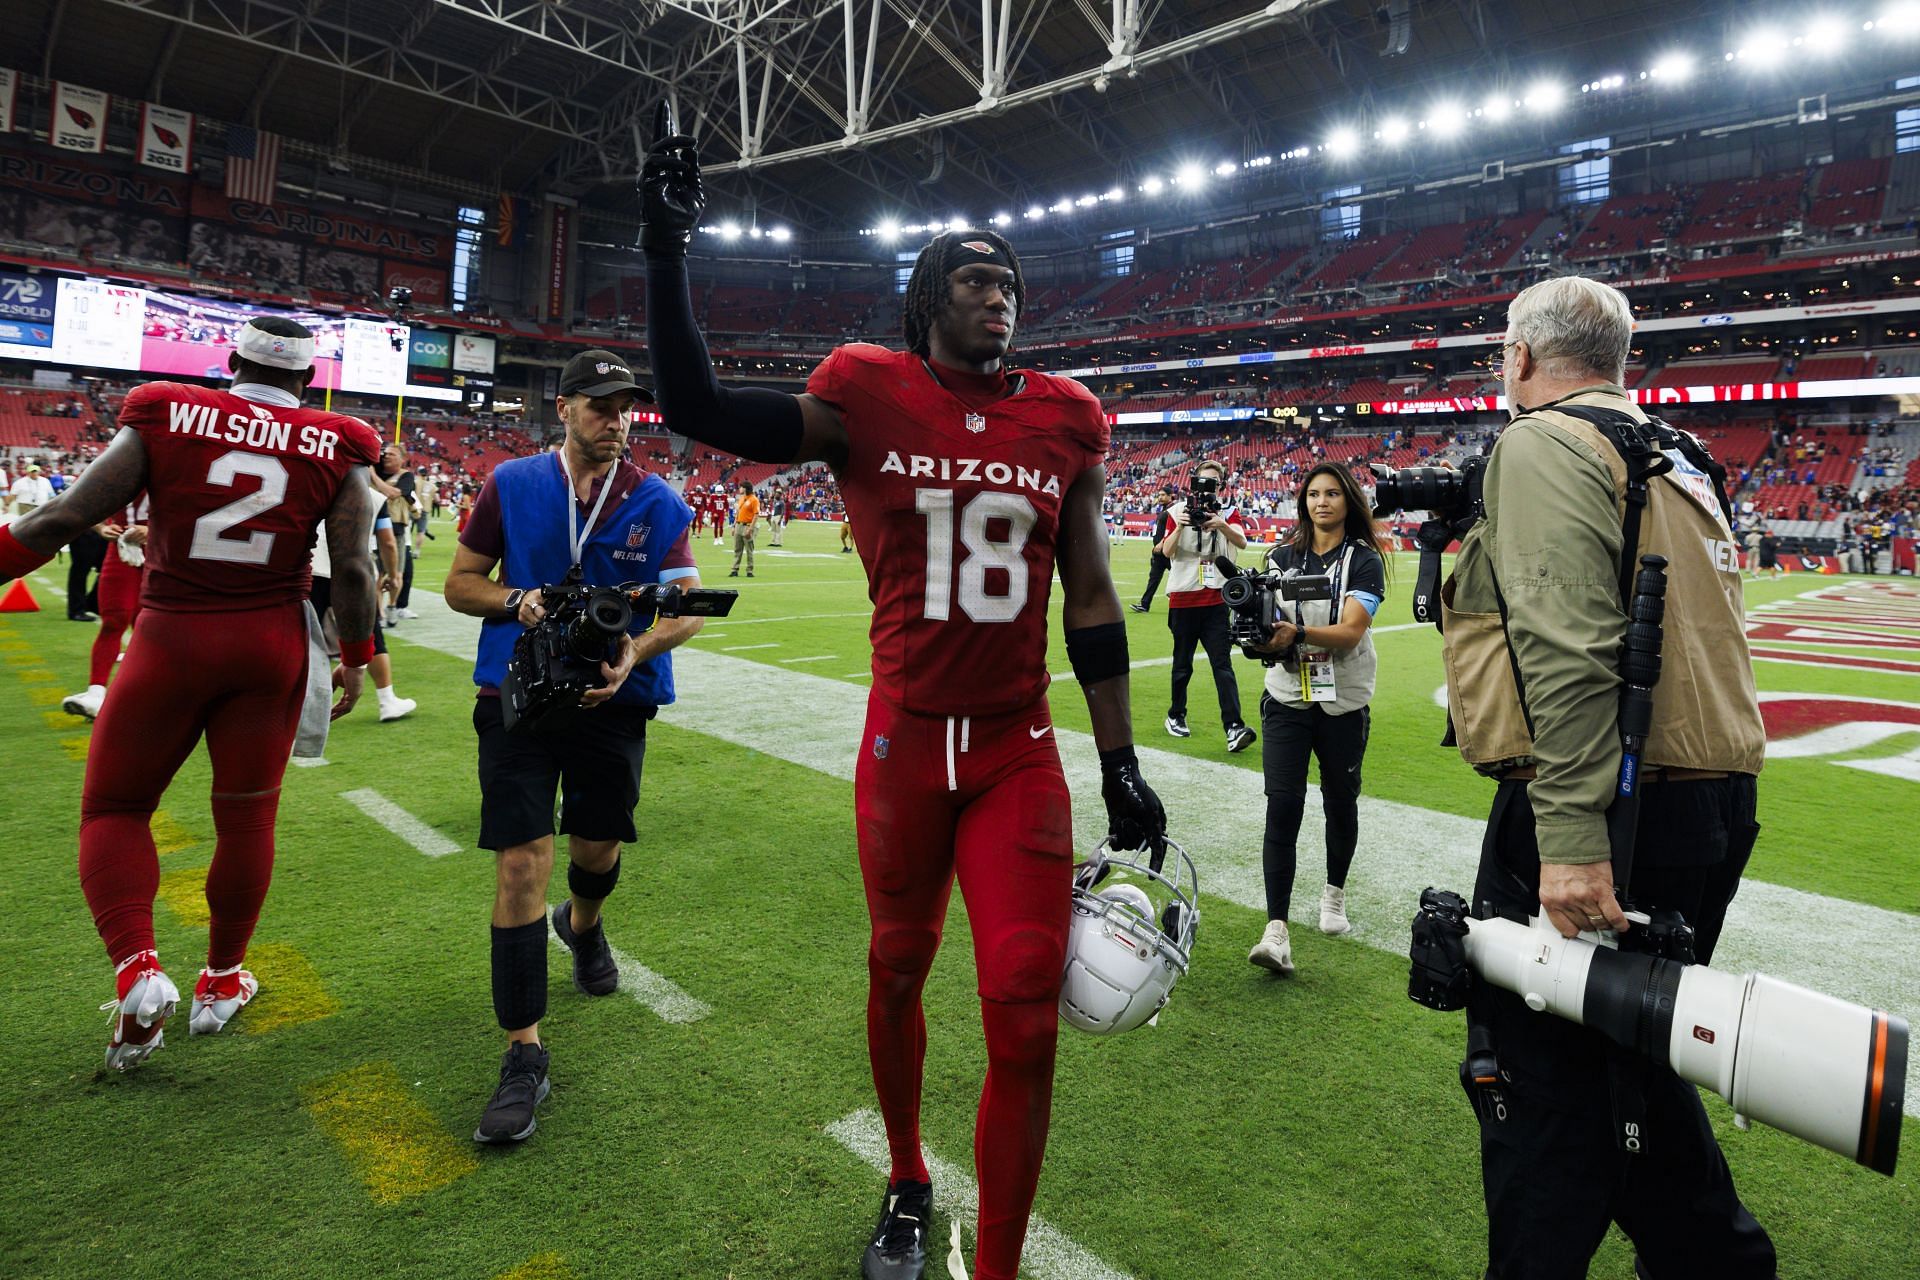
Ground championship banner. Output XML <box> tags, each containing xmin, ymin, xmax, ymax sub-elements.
<box><xmin>0</xmin><ymin>69</ymin><xmax>17</xmax><ymax>136</ymax></box>
<box><xmin>453</xmin><ymin>333</ymin><xmax>496</xmax><ymax>375</ymax></box>
<box><xmin>49</xmin><ymin>83</ymin><xmax>108</xmax><ymax>154</ymax></box>
<box><xmin>138</xmin><ymin>104</ymin><xmax>193</xmax><ymax>174</ymax></box>
<box><xmin>381</xmin><ymin>259</ymin><xmax>447</xmax><ymax>308</ymax></box>
<box><xmin>545</xmin><ymin>200</ymin><xmax>572</xmax><ymax>321</ymax></box>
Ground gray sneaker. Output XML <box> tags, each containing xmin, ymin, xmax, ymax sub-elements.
<box><xmin>1164</xmin><ymin>713</ymin><xmax>1190</xmax><ymax>738</ymax></box>
<box><xmin>1226</xmin><ymin>723</ymin><xmax>1256</xmax><ymax>753</ymax></box>
<box><xmin>474</xmin><ymin>1042</ymin><xmax>550</xmax><ymax>1144</ymax></box>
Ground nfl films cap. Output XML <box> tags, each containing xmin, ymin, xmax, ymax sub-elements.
<box><xmin>560</xmin><ymin>349</ymin><xmax>655</xmax><ymax>402</ymax></box>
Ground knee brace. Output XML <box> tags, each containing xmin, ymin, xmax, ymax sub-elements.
<box><xmin>979</xmin><ymin>925</ymin><xmax>1067</xmax><ymax>1005</ymax></box>
<box><xmin>491</xmin><ymin>917</ymin><xmax>549</xmax><ymax>1031</ymax></box>
<box><xmin>567</xmin><ymin>855</ymin><xmax>621</xmax><ymax>902</ymax></box>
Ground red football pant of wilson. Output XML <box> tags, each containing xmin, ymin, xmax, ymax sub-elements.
<box><xmin>79</xmin><ymin>604</ymin><xmax>308</xmax><ymax>971</ymax></box>
<box><xmin>87</xmin><ymin>556</ymin><xmax>143</xmax><ymax>687</ymax></box>
<box><xmin>855</xmin><ymin>692</ymin><xmax>1074</xmax><ymax>1280</ymax></box>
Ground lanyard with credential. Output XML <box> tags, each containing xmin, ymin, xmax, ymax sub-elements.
<box><xmin>1293</xmin><ymin>543</ymin><xmax>1351</xmax><ymax>633</ymax></box>
<box><xmin>559</xmin><ymin>451</ymin><xmax>618</xmax><ymax>571</ymax></box>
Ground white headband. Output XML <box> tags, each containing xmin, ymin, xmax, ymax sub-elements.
<box><xmin>236</xmin><ymin>321</ymin><xmax>317</xmax><ymax>370</ymax></box>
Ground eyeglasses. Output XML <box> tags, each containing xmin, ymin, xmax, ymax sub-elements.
<box><xmin>1493</xmin><ymin>338</ymin><xmax>1523</xmax><ymax>379</ymax></box>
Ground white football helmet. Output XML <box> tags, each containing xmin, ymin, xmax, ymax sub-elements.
<box><xmin>1059</xmin><ymin>838</ymin><xmax>1199</xmax><ymax>1035</ymax></box>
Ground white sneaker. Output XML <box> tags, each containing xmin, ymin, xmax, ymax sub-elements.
<box><xmin>1320</xmin><ymin>884</ymin><xmax>1353</xmax><ymax>935</ymax></box>
<box><xmin>102</xmin><ymin>954</ymin><xmax>180</xmax><ymax>1070</ymax></box>
<box><xmin>190</xmin><ymin>965</ymin><xmax>259</xmax><ymax>1035</ymax></box>
<box><xmin>384</xmin><ymin>606</ymin><xmax>400</xmax><ymax>627</ymax></box>
<box><xmin>399</xmin><ymin>607</ymin><xmax>420</xmax><ymax>619</ymax></box>
<box><xmin>1248</xmin><ymin>920</ymin><xmax>1294</xmax><ymax>975</ymax></box>
<box><xmin>63</xmin><ymin>686</ymin><xmax>105</xmax><ymax>720</ymax></box>
<box><xmin>378</xmin><ymin>695</ymin><xmax>418</xmax><ymax>722</ymax></box>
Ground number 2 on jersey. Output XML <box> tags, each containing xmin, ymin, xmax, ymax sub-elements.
<box><xmin>189</xmin><ymin>450</ymin><xmax>288</xmax><ymax>564</ymax></box>
<box><xmin>915</xmin><ymin>488</ymin><xmax>1036</xmax><ymax>622</ymax></box>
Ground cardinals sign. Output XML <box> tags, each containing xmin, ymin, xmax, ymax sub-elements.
<box><xmin>49</xmin><ymin>82</ymin><xmax>108</xmax><ymax>154</ymax></box>
<box><xmin>139</xmin><ymin>104</ymin><xmax>193</xmax><ymax>173</ymax></box>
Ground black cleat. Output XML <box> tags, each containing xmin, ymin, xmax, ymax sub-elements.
<box><xmin>862</xmin><ymin>1178</ymin><xmax>933</xmax><ymax>1280</ymax></box>
<box><xmin>552</xmin><ymin>901</ymin><xmax>619</xmax><ymax>996</ymax></box>
<box><xmin>474</xmin><ymin>1042</ymin><xmax>550</xmax><ymax>1145</ymax></box>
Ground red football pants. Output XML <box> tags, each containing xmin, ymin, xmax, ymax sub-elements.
<box><xmin>87</xmin><ymin>554</ymin><xmax>143</xmax><ymax>687</ymax></box>
<box><xmin>854</xmin><ymin>692</ymin><xmax>1075</xmax><ymax>1280</ymax></box>
<box><xmin>79</xmin><ymin>604</ymin><xmax>309</xmax><ymax>972</ymax></box>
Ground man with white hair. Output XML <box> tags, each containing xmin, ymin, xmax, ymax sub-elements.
<box><xmin>9</xmin><ymin>461</ymin><xmax>54</xmax><ymax>518</ymax></box>
<box><xmin>1438</xmin><ymin>276</ymin><xmax>1775</xmax><ymax>1277</ymax></box>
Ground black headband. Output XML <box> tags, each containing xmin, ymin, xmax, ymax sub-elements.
<box><xmin>941</xmin><ymin>233</ymin><xmax>1014</xmax><ymax>275</ymax></box>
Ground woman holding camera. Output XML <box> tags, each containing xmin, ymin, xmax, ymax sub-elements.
<box><xmin>1248</xmin><ymin>463</ymin><xmax>1388</xmax><ymax>975</ymax></box>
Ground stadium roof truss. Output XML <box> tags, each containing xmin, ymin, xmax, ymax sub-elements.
<box><xmin>33</xmin><ymin>0</ymin><xmax>1706</xmax><ymax>220</ymax></box>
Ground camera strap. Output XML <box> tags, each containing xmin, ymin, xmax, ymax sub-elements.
<box><xmin>558</xmin><ymin>450</ymin><xmax>619</xmax><ymax>572</ymax></box>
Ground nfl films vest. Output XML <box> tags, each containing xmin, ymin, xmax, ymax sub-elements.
<box><xmin>472</xmin><ymin>455</ymin><xmax>693</xmax><ymax>709</ymax></box>
<box><xmin>1441</xmin><ymin>391</ymin><xmax>1766</xmax><ymax>775</ymax></box>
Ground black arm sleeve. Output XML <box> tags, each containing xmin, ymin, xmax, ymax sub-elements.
<box><xmin>643</xmin><ymin>251</ymin><xmax>805</xmax><ymax>463</ymax></box>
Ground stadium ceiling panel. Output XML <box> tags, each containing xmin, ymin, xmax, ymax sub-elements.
<box><xmin>36</xmin><ymin>0</ymin><xmax>1698</xmax><ymax>217</ymax></box>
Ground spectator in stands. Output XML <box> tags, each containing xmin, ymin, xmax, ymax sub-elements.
<box><xmin>1159</xmin><ymin>460</ymin><xmax>1256</xmax><ymax>753</ymax></box>
<box><xmin>9</xmin><ymin>463</ymin><xmax>54</xmax><ymax>521</ymax></box>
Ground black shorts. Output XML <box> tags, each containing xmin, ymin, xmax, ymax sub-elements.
<box><xmin>473</xmin><ymin>695</ymin><xmax>650</xmax><ymax>851</ymax></box>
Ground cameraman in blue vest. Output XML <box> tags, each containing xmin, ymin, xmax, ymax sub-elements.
<box><xmin>445</xmin><ymin>349</ymin><xmax>701</xmax><ymax>1146</ymax></box>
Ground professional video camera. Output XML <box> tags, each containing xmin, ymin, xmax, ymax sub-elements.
<box><xmin>502</xmin><ymin>566</ymin><xmax>737</xmax><ymax>732</ymax></box>
<box><xmin>1368</xmin><ymin>455</ymin><xmax>1488</xmax><ymax>625</ymax></box>
<box><xmin>1185</xmin><ymin>471</ymin><xmax>1223</xmax><ymax>529</ymax></box>
<box><xmin>1212</xmin><ymin>555</ymin><xmax>1332</xmax><ymax>661</ymax></box>
<box><xmin>1408</xmin><ymin>888</ymin><xmax>1907</xmax><ymax>1175</ymax></box>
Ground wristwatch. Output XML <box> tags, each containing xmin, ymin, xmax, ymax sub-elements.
<box><xmin>503</xmin><ymin>588</ymin><xmax>526</xmax><ymax>618</ymax></box>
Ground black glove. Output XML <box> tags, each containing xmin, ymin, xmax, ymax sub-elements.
<box><xmin>1100</xmin><ymin>745</ymin><xmax>1168</xmax><ymax>871</ymax></box>
<box><xmin>640</xmin><ymin>101</ymin><xmax>704</xmax><ymax>257</ymax></box>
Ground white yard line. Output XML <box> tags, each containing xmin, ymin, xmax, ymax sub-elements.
<box><xmin>826</xmin><ymin>1110</ymin><xmax>1135</xmax><ymax>1280</ymax></box>
<box><xmin>548</xmin><ymin>913</ymin><xmax>711</xmax><ymax>1024</ymax></box>
<box><xmin>721</xmin><ymin>643</ymin><xmax>780</xmax><ymax>652</ymax></box>
<box><xmin>339</xmin><ymin>789</ymin><xmax>460</xmax><ymax>858</ymax></box>
<box><xmin>779</xmin><ymin>654</ymin><xmax>840</xmax><ymax>664</ymax></box>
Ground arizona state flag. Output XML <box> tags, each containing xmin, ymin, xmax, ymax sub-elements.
<box><xmin>138</xmin><ymin>103</ymin><xmax>193</xmax><ymax>173</ymax></box>
<box><xmin>495</xmin><ymin>193</ymin><xmax>527</xmax><ymax>249</ymax></box>
<box><xmin>50</xmin><ymin>82</ymin><xmax>108</xmax><ymax>153</ymax></box>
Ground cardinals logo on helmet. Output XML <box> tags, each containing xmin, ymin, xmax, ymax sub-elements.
<box><xmin>959</xmin><ymin>240</ymin><xmax>996</xmax><ymax>255</ymax></box>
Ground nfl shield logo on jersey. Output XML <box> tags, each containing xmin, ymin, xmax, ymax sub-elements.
<box><xmin>873</xmin><ymin>734</ymin><xmax>890</xmax><ymax>760</ymax></box>
<box><xmin>626</xmin><ymin>523</ymin><xmax>650</xmax><ymax>548</ymax></box>
<box><xmin>964</xmin><ymin>412</ymin><xmax>986</xmax><ymax>434</ymax></box>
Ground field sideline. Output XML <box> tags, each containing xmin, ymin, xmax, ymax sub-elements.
<box><xmin>0</xmin><ymin>518</ymin><xmax>1914</xmax><ymax>1279</ymax></box>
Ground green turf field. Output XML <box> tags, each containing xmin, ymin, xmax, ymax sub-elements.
<box><xmin>0</xmin><ymin>517</ymin><xmax>1915</xmax><ymax>1279</ymax></box>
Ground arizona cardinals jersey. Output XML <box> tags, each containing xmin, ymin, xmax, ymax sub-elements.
<box><xmin>807</xmin><ymin>344</ymin><xmax>1109</xmax><ymax>715</ymax></box>
<box><xmin>118</xmin><ymin>381</ymin><xmax>382</xmax><ymax>611</ymax></box>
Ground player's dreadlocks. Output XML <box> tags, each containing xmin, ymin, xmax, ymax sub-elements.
<box><xmin>901</xmin><ymin>229</ymin><xmax>1026</xmax><ymax>357</ymax></box>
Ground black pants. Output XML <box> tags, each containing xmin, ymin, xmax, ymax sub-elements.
<box><xmin>1259</xmin><ymin>696</ymin><xmax>1367</xmax><ymax>920</ymax></box>
<box><xmin>396</xmin><ymin>545</ymin><xmax>415</xmax><ymax>610</ymax></box>
<box><xmin>1139</xmin><ymin>551</ymin><xmax>1169</xmax><ymax>607</ymax></box>
<box><xmin>1167</xmin><ymin>603</ymin><xmax>1241</xmax><ymax>730</ymax></box>
<box><xmin>67</xmin><ymin>529</ymin><xmax>106</xmax><ymax>616</ymax></box>
<box><xmin>1467</xmin><ymin>775</ymin><xmax>1775</xmax><ymax>1280</ymax></box>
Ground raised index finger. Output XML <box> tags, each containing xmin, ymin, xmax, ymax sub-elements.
<box><xmin>653</xmin><ymin>100</ymin><xmax>676</xmax><ymax>148</ymax></box>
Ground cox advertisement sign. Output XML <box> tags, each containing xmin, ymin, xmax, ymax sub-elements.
<box><xmin>409</xmin><ymin>331</ymin><xmax>452</xmax><ymax>368</ymax></box>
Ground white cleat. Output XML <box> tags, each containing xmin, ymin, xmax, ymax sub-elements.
<box><xmin>1248</xmin><ymin>920</ymin><xmax>1294</xmax><ymax>975</ymax></box>
<box><xmin>63</xmin><ymin>687</ymin><xmax>105</xmax><ymax>720</ymax></box>
<box><xmin>1319</xmin><ymin>883</ymin><xmax>1353</xmax><ymax>936</ymax></box>
<box><xmin>190</xmin><ymin>966</ymin><xmax>259</xmax><ymax>1035</ymax></box>
<box><xmin>102</xmin><ymin>956</ymin><xmax>180</xmax><ymax>1070</ymax></box>
<box><xmin>378</xmin><ymin>696</ymin><xmax>418</xmax><ymax>723</ymax></box>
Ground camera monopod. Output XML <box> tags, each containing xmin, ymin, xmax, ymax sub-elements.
<box><xmin>1604</xmin><ymin>553</ymin><xmax>1668</xmax><ymax>907</ymax></box>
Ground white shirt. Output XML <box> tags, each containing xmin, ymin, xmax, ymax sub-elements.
<box><xmin>10</xmin><ymin>475</ymin><xmax>54</xmax><ymax>506</ymax></box>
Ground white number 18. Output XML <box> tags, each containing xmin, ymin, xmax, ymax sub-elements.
<box><xmin>915</xmin><ymin>488</ymin><xmax>1036</xmax><ymax>623</ymax></box>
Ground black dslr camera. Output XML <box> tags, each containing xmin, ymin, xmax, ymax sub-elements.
<box><xmin>1369</xmin><ymin>455</ymin><xmax>1489</xmax><ymax>626</ymax></box>
<box><xmin>1212</xmin><ymin>555</ymin><xmax>1333</xmax><ymax>662</ymax></box>
<box><xmin>502</xmin><ymin>566</ymin><xmax>737</xmax><ymax>732</ymax></box>
<box><xmin>1185</xmin><ymin>472</ymin><xmax>1223</xmax><ymax>529</ymax></box>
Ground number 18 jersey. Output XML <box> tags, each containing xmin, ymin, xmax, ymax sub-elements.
<box><xmin>120</xmin><ymin>381</ymin><xmax>383</xmax><ymax>612</ymax></box>
<box><xmin>807</xmin><ymin>345</ymin><xmax>1109</xmax><ymax>716</ymax></box>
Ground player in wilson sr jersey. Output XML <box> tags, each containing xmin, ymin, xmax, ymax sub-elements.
<box><xmin>642</xmin><ymin>108</ymin><xmax>1165</xmax><ymax>1280</ymax></box>
<box><xmin>0</xmin><ymin>316</ymin><xmax>382</xmax><ymax>1070</ymax></box>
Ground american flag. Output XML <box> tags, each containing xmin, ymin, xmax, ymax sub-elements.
<box><xmin>223</xmin><ymin>125</ymin><xmax>281</xmax><ymax>203</ymax></box>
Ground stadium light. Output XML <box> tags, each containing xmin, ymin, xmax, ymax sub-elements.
<box><xmin>1026</xmin><ymin>206</ymin><xmax>1046</xmax><ymax>220</ymax></box>
<box><xmin>990</xmin><ymin>212</ymin><xmax>1012</xmax><ymax>227</ymax></box>
<box><xmin>1650</xmin><ymin>51</ymin><xmax>1695</xmax><ymax>82</ymax></box>
<box><xmin>1379</xmin><ymin>116</ymin><xmax>1411</xmax><ymax>145</ymax></box>
<box><xmin>1804</xmin><ymin>15</ymin><xmax>1850</xmax><ymax>52</ymax></box>
<box><xmin>1326</xmin><ymin>126</ymin><xmax>1360</xmax><ymax>158</ymax></box>
<box><xmin>1875</xmin><ymin>4</ymin><xmax>1920</xmax><ymax>34</ymax></box>
<box><xmin>877</xmin><ymin>219</ymin><xmax>901</xmax><ymax>241</ymax></box>
<box><xmin>1076</xmin><ymin>194</ymin><xmax>1099</xmax><ymax>207</ymax></box>
<box><xmin>1105</xmin><ymin>186</ymin><xmax>1125</xmax><ymax>202</ymax></box>
<box><xmin>1480</xmin><ymin>93</ymin><xmax>1512</xmax><ymax>122</ymax></box>
<box><xmin>1427</xmin><ymin>101</ymin><xmax>1467</xmax><ymax>138</ymax></box>
<box><xmin>1141</xmin><ymin>175</ymin><xmax>1166</xmax><ymax>196</ymax></box>
<box><xmin>718</xmin><ymin>221</ymin><xmax>742</xmax><ymax>240</ymax></box>
<box><xmin>1212</xmin><ymin>161</ymin><xmax>1238</xmax><ymax>177</ymax></box>
<box><xmin>1522</xmin><ymin>81</ymin><xmax>1563</xmax><ymax>114</ymax></box>
<box><xmin>1174</xmin><ymin>162</ymin><xmax>1207</xmax><ymax>189</ymax></box>
<box><xmin>768</xmin><ymin>226</ymin><xmax>792</xmax><ymax>243</ymax></box>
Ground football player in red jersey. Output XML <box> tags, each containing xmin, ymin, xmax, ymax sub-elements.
<box><xmin>61</xmin><ymin>494</ymin><xmax>150</xmax><ymax>721</ymax></box>
<box><xmin>0</xmin><ymin>316</ymin><xmax>383</xmax><ymax>1070</ymax></box>
<box><xmin>642</xmin><ymin>107</ymin><xmax>1165</xmax><ymax>1280</ymax></box>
